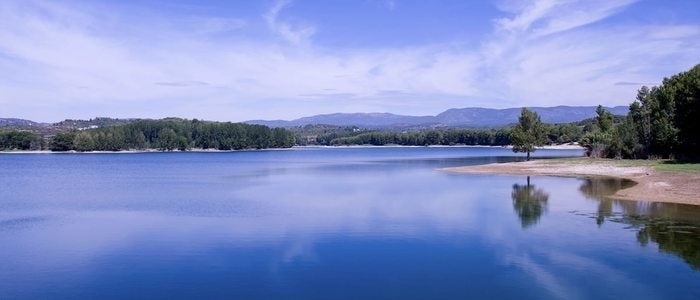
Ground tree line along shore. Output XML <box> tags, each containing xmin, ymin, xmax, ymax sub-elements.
<box><xmin>2</xmin><ymin>64</ymin><xmax>698</xmax><ymax>155</ymax></box>
<box><xmin>281</xmin><ymin>63</ymin><xmax>700</xmax><ymax>159</ymax></box>
<box><xmin>443</xmin><ymin>64</ymin><xmax>700</xmax><ymax>206</ymax></box>
<box><xmin>0</xmin><ymin>116</ymin><xmax>604</xmax><ymax>152</ymax></box>
<box><xmin>1</xmin><ymin>119</ymin><xmax>295</xmax><ymax>152</ymax></box>
<box><xmin>504</xmin><ymin>64</ymin><xmax>699</xmax><ymax>161</ymax></box>
<box><xmin>0</xmin><ymin>111</ymin><xmax>615</xmax><ymax>152</ymax></box>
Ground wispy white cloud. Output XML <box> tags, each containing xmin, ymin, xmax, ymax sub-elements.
<box><xmin>480</xmin><ymin>0</ymin><xmax>699</xmax><ymax>107</ymax></box>
<box><xmin>495</xmin><ymin>0</ymin><xmax>560</xmax><ymax>33</ymax></box>
<box><xmin>264</xmin><ymin>0</ymin><xmax>316</xmax><ymax>46</ymax></box>
<box><xmin>495</xmin><ymin>0</ymin><xmax>638</xmax><ymax>37</ymax></box>
<box><xmin>0</xmin><ymin>0</ymin><xmax>486</xmax><ymax>120</ymax></box>
<box><xmin>485</xmin><ymin>23</ymin><xmax>700</xmax><ymax>106</ymax></box>
<box><xmin>0</xmin><ymin>0</ymin><xmax>698</xmax><ymax>121</ymax></box>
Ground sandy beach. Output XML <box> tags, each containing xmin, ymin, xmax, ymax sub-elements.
<box><xmin>442</xmin><ymin>158</ymin><xmax>700</xmax><ymax>206</ymax></box>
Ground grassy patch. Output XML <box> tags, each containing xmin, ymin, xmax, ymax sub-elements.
<box><xmin>655</xmin><ymin>161</ymin><xmax>700</xmax><ymax>173</ymax></box>
<box><xmin>539</xmin><ymin>157</ymin><xmax>653</xmax><ymax>167</ymax></box>
<box><xmin>538</xmin><ymin>157</ymin><xmax>700</xmax><ymax>173</ymax></box>
<box><xmin>537</xmin><ymin>157</ymin><xmax>591</xmax><ymax>165</ymax></box>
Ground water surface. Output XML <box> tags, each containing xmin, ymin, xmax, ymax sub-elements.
<box><xmin>1</xmin><ymin>147</ymin><xmax>699</xmax><ymax>299</ymax></box>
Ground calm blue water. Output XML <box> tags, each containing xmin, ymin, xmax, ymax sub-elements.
<box><xmin>1</xmin><ymin>147</ymin><xmax>699</xmax><ymax>299</ymax></box>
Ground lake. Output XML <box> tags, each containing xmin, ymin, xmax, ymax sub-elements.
<box><xmin>1</xmin><ymin>147</ymin><xmax>699</xmax><ymax>299</ymax></box>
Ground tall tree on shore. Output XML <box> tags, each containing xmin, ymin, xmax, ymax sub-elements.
<box><xmin>661</xmin><ymin>64</ymin><xmax>699</xmax><ymax>159</ymax></box>
<box><xmin>624</xmin><ymin>64</ymin><xmax>698</xmax><ymax>159</ymax></box>
<box><xmin>596</xmin><ymin>105</ymin><xmax>614</xmax><ymax>133</ymax></box>
<box><xmin>511</xmin><ymin>108</ymin><xmax>545</xmax><ymax>161</ymax></box>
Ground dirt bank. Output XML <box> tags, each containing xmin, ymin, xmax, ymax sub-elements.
<box><xmin>442</xmin><ymin>159</ymin><xmax>700</xmax><ymax>206</ymax></box>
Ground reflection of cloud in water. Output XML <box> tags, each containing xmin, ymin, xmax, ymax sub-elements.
<box><xmin>281</xmin><ymin>239</ymin><xmax>318</xmax><ymax>263</ymax></box>
<box><xmin>490</xmin><ymin>176</ymin><xmax>682</xmax><ymax>297</ymax></box>
<box><xmin>4</xmin><ymin>170</ymin><xmax>698</xmax><ymax>296</ymax></box>
<box><xmin>1</xmin><ymin>178</ymin><xmax>487</xmax><ymax>278</ymax></box>
<box><xmin>502</xmin><ymin>253</ymin><xmax>574</xmax><ymax>299</ymax></box>
<box><xmin>502</xmin><ymin>248</ymin><xmax>660</xmax><ymax>300</ymax></box>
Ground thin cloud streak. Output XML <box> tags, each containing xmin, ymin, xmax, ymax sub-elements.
<box><xmin>495</xmin><ymin>0</ymin><xmax>638</xmax><ymax>37</ymax></box>
<box><xmin>264</xmin><ymin>0</ymin><xmax>316</xmax><ymax>46</ymax></box>
<box><xmin>154</xmin><ymin>81</ymin><xmax>210</xmax><ymax>87</ymax></box>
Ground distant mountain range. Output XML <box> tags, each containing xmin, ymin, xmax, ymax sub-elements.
<box><xmin>1</xmin><ymin>105</ymin><xmax>629</xmax><ymax>131</ymax></box>
<box><xmin>246</xmin><ymin>105</ymin><xmax>629</xmax><ymax>128</ymax></box>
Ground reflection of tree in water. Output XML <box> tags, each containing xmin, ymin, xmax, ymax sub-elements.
<box><xmin>577</xmin><ymin>177</ymin><xmax>700</xmax><ymax>270</ymax></box>
<box><xmin>512</xmin><ymin>176</ymin><xmax>549</xmax><ymax>228</ymax></box>
<box><xmin>635</xmin><ymin>218</ymin><xmax>700</xmax><ymax>270</ymax></box>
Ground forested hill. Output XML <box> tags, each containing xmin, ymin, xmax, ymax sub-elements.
<box><xmin>0</xmin><ymin>118</ymin><xmax>47</xmax><ymax>127</ymax></box>
<box><xmin>1</xmin><ymin>118</ymin><xmax>295</xmax><ymax>152</ymax></box>
<box><xmin>247</xmin><ymin>105</ymin><xmax>628</xmax><ymax>128</ymax></box>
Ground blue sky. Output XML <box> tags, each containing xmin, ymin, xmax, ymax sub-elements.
<box><xmin>0</xmin><ymin>0</ymin><xmax>698</xmax><ymax>122</ymax></box>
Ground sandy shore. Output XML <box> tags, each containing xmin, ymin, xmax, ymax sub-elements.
<box><xmin>442</xmin><ymin>159</ymin><xmax>700</xmax><ymax>206</ymax></box>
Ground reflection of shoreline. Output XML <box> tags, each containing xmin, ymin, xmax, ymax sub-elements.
<box><xmin>442</xmin><ymin>159</ymin><xmax>700</xmax><ymax>206</ymax></box>
<box><xmin>576</xmin><ymin>177</ymin><xmax>700</xmax><ymax>270</ymax></box>
<box><xmin>294</xmin><ymin>144</ymin><xmax>584</xmax><ymax>150</ymax></box>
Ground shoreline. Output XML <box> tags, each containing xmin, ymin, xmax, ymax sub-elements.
<box><xmin>296</xmin><ymin>144</ymin><xmax>584</xmax><ymax>150</ymax></box>
<box><xmin>442</xmin><ymin>158</ymin><xmax>700</xmax><ymax>206</ymax></box>
<box><xmin>1</xmin><ymin>144</ymin><xmax>585</xmax><ymax>154</ymax></box>
<box><xmin>0</xmin><ymin>148</ymin><xmax>296</xmax><ymax>154</ymax></box>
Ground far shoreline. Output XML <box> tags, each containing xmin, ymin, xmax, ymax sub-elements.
<box><xmin>0</xmin><ymin>148</ymin><xmax>296</xmax><ymax>154</ymax></box>
<box><xmin>295</xmin><ymin>144</ymin><xmax>584</xmax><ymax>150</ymax></box>
<box><xmin>441</xmin><ymin>158</ymin><xmax>700</xmax><ymax>206</ymax></box>
<box><xmin>1</xmin><ymin>144</ymin><xmax>586</xmax><ymax>154</ymax></box>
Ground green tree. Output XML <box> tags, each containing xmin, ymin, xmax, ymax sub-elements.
<box><xmin>132</xmin><ymin>131</ymin><xmax>148</xmax><ymax>149</ymax></box>
<box><xmin>661</xmin><ymin>64</ymin><xmax>699</xmax><ymax>159</ymax></box>
<box><xmin>649</xmin><ymin>86</ymin><xmax>678</xmax><ymax>157</ymax></box>
<box><xmin>629</xmin><ymin>92</ymin><xmax>651</xmax><ymax>157</ymax></box>
<box><xmin>176</xmin><ymin>135</ymin><xmax>189</xmax><ymax>151</ymax></box>
<box><xmin>0</xmin><ymin>131</ymin><xmax>42</xmax><ymax>150</ymax></box>
<box><xmin>49</xmin><ymin>132</ymin><xmax>76</xmax><ymax>151</ymax></box>
<box><xmin>156</xmin><ymin>128</ymin><xmax>178</xmax><ymax>151</ymax></box>
<box><xmin>424</xmin><ymin>131</ymin><xmax>442</xmax><ymax>145</ymax></box>
<box><xmin>580</xmin><ymin>106</ymin><xmax>618</xmax><ymax>158</ymax></box>
<box><xmin>613</xmin><ymin>116</ymin><xmax>641</xmax><ymax>158</ymax></box>
<box><xmin>596</xmin><ymin>105</ymin><xmax>614</xmax><ymax>133</ymax></box>
<box><xmin>511</xmin><ymin>108</ymin><xmax>545</xmax><ymax>161</ymax></box>
<box><xmin>625</xmin><ymin>64</ymin><xmax>700</xmax><ymax>159</ymax></box>
<box><xmin>73</xmin><ymin>132</ymin><xmax>96</xmax><ymax>152</ymax></box>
